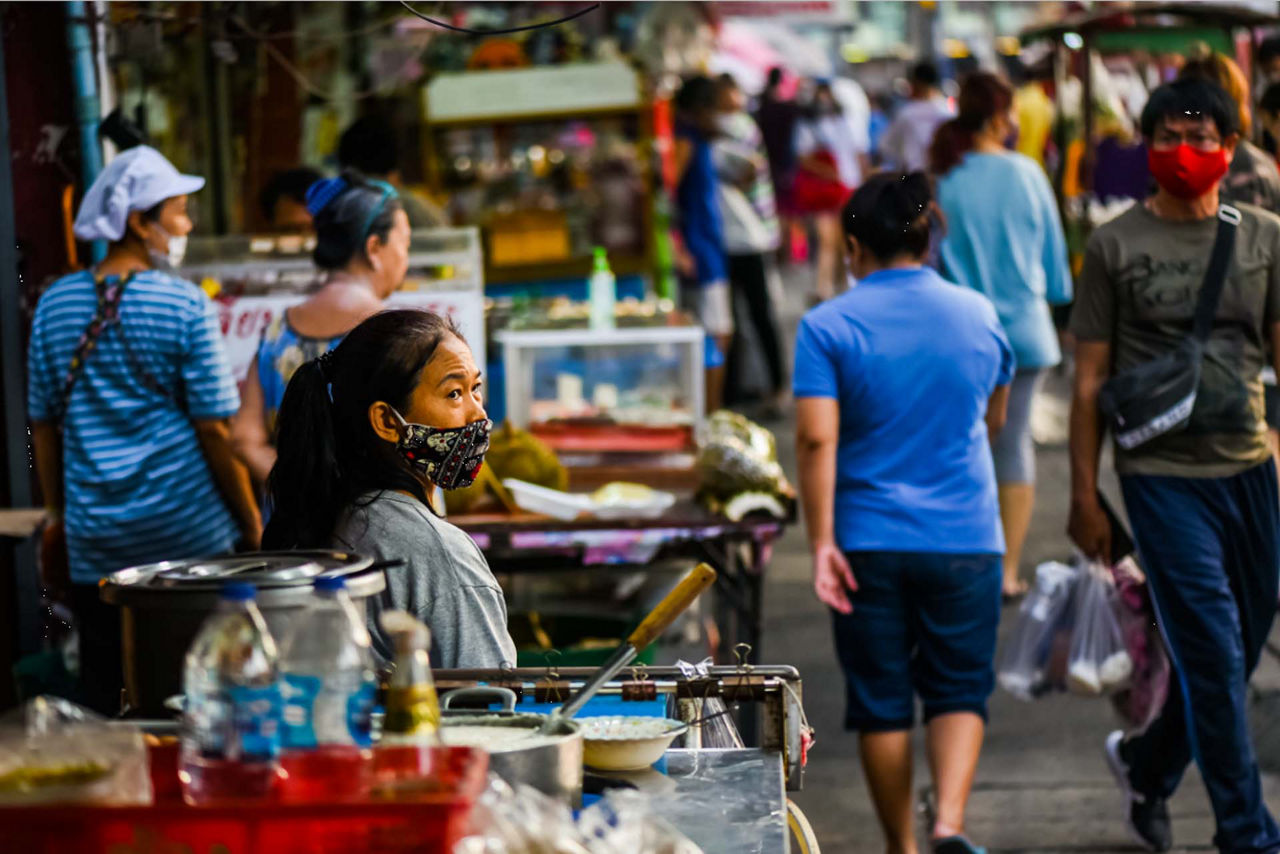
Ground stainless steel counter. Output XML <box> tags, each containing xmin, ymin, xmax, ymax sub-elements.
<box><xmin>597</xmin><ymin>748</ymin><xmax>789</xmax><ymax>853</ymax></box>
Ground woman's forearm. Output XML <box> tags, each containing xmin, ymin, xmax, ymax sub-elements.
<box><xmin>194</xmin><ymin>418</ymin><xmax>262</xmax><ymax>546</ymax></box>
<box><xmin>234</xmin><ymin>439</ymin><xmax>277</xmax><ymax>487</ymax></box>
<box><xmin>797</xmin><ymin>438</ymin><xmax>838</xmax><ymax>547</ymax></box>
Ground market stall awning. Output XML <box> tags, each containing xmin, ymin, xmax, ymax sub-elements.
<box><xmin>1021</xmin><ymin>2</ymin><xmax>1278</xmax><ymax>45</ymax></box>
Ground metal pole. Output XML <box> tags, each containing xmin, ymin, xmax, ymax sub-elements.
<box><xmin>0</xmin><ymin>17</ymin><xmax>41</xmax><ymax>660</ymax></box>
<box><xmin>65</xmin><ymin>0</ymin><xmax>104</xmax><ymax>262</ymax></box>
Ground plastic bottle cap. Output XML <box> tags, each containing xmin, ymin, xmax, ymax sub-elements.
<box><xmin>592</xmin><ymin>246</ymin><xmax>610</xmax><ymax>273</ymax></box>
<box><xmin>221</xmin><ymin>582</ymin><xmax>256</xmax><ymax>602</ymax></box>
<box><xmin>314</xmin><ymin>575</ymin><xmax>347</xmax><ymax>593</ymax></box>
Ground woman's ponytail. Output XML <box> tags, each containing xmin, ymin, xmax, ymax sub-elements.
<box><xmin>928</xmin><ymin>72</ymin><xmax>1013</xmax><ymax>177</ymax></box>
<box><xmin>263</xmin><ymin>309</ymin><xmax>464</xmax><ymax>550</ymax></box>
<box><xmin>262</xmin><ymin>358</ymin><xmax>343</xmax><ymax>549</ymax></box>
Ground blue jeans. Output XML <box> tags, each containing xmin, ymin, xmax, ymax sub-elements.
<box><xmin>831</xmin><ymin>551</ymin><xmax>1002</xmax><ymax>731</ymax></box>
<box><xmin>1121</xmin><ymin>462</ymin><xmax>1280</xmax><ymax>854</ymax></box>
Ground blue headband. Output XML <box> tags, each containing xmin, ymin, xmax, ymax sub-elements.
<box><xmin>358</xmin><ymin>179</ymin><xmax>399</xmax><ymax>238</ymax></box>
<box><xmin>305</xmin><ymin>176</ymin><xmax>348</xmax><ymax>217</ymax></box>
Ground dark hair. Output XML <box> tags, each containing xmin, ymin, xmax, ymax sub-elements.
<box><xmin>1260</xmin><ymin>36</ymin><xmax>1280</xmax><ymax>66</ymax></box>
<box><xmin>1262</xmin><ymin>82</ymin><xmax>1280</xmax><ymax>117</ymax></box>
<box><xmin>841</xmin><ymin>172</ymin><xmax>933</xmax><ymax>262</ymax></box>
<box><xmin>675</xmin><ymin>75</ymin><xmax>717</xmax><ymax>114</ymax></box>
<box><xmin>714</xmin><ymin>72</ymin><xmax>739</xmax><ymax>95</ymax></box>
<box><xmin>805</xmin><ymin>81</ymin><xmax>842</xmax><ymax>118</ymax></box>
<box><xmin>766</xmin><ymin>67</ymin><xmax>784</xmax><ymax>89</ymax></box>
<box><xmin>263</xmin><ymin>309</ymin><xmax>464</xmax><ymax>549</ymax></box>
<box><xmin>910</xmin><ymin>62</ymin><xmax>941</xmax><ymax>88</ymax></box>
<box><xmin>1140</xmin><ymin>77</ymin><xmax>1238</xmax><ymax>140</ymax></box>
<box><xmin>259</xmin><ymin>167</ymin><xmax>324</xmax><ymax>224</ymax></box>
<box><xmin>337</xmin><ymin>116</ymin><xmax>399</xmax><ymax>177</ymax></box>
<box><xmin>1176</xmin><ymin>50</ymin><xmax>1251</xmax><ymax>135</ymax></box>
<box><xmin>311</xmin><ymin>169</ymin><xmax>405</xmax><ymax>271</ymax></box>
<box><xmin>928</xmin><ymin>72</ymin><xmax>1013</xmax><ymax>176</ymax></box>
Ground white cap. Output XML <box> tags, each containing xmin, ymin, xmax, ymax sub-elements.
<box><xmin>73</xmin><ymin>145</ymin><xmax>205</xmax><ymax>242</ymax></box>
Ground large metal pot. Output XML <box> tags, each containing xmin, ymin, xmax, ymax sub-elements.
<box><xmin>441</xmin><ymin>687</ymin><xmax>583</xmax><ymax>806</ymax></box>
<box><xmin>100</xmin><ymin>551</ymin><xmax>386</xmax><ymax>717</ymax></box>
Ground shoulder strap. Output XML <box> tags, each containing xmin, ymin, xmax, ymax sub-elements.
<box><xmin>1191</xmin><ymin>204</ymin><xmax>1241</xmax><ymax>343</ymax></box>
<box><xmin>54</xmin><ymin>272</ymin><xmax>132</xmax><ymax>422</ymax></box>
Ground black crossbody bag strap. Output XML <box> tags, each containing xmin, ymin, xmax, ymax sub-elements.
<box><xmin>54</xmin><ymin>272</ymin><xmax>133</xmax><ymax>424</ymax></box>
<box><xmin>1191</xmin><ymin>204</ymin><xmax>1241</xmax><ymax>343</ymax></box>
<box><xmin>53</xmin><ymin>270</ymin><xmax>189</xmax><ymax>424</ymax></box>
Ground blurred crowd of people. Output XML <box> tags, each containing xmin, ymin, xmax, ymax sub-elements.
<box><xmin>680</xmin><ymin>42</ymin><xmax>1280</xmax><ymax>854</ymax></box>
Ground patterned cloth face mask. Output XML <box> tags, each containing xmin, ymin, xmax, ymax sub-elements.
<box><xmin>389</xmin><ymin>408</ymin><xmax>492</xmax><ymax>490</ymax></box>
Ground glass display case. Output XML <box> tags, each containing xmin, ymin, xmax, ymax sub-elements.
<box><xmin>496</xmin><ymin>324</ymin><xmax>705</xmax><ymax>456</ymax></box>
<box><xmin>178</xmin><ymin>227</ymin><xmax>486</xmax><ymax>381</ymax></box>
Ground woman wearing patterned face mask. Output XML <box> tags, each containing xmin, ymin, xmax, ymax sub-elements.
<box><xmin>262</xmin><ymin>309</ymin><xmax>516</xmax><ymax>668</ymax></box>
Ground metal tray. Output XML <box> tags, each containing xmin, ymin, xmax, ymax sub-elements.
<box><xmin>106</xmin><ymin>550</ymin><xmax>375</xmax><ymax>590</ymax></box>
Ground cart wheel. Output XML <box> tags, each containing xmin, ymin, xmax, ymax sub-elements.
<box><xmin>787</xmin><ymin>798</ymin><xmax>821</xmax><ymax>854</ymax></box>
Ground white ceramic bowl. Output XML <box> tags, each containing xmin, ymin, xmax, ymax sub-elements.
<box><xmin>578</xmin><ymin>716</ymin><xmax>688</xmax><ymax>771</ymax></box>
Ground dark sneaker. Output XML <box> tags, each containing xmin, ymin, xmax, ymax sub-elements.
<box><xmin>1105</xmin><ymin>730</ymin><xmax>1173</xmax><ymax>852</ymax></box>
<box><xmin>931</xmin><ymin>836</ymin><xmax>986</xmax><ymax>854</ymax></box>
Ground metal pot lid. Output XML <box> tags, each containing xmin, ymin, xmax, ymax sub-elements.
<box><xmin>104</xmin><ymin>550</ymin><xmax>376</xmax><ymax>590</ymax></box>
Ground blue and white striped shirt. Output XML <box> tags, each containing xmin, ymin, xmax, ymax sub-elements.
<box><xmin>27</xmin><ymin>269</ymin><xmax>241</xmax><ymax>583</ymax></box>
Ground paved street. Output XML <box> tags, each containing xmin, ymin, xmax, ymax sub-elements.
<box><xmin>753</xmin><ymin>272</ymin><xmax>1280</xmax><ymax>853</ymax></box>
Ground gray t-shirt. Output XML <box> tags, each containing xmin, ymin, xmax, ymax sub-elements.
<box><xmin>332</xmin><ymin>491</ymin><xmax>517</xmax><ymax>668</ymax></box>
<box><xmin>1070</xmin><ymin>202</ymin><xmax>1280</xmax><ymax>477</ymax></box>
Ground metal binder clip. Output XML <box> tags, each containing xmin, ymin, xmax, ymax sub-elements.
<box><xmin>534</xmin><ymin>650</ymin><xmax>570</xmax><ymax>704</ymax></box>
<box><xmin>621</xmin><ymin>664</ymin><xmax>657</xmax><ymax>702</ymax></box>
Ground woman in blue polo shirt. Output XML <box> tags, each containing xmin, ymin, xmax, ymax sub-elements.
<box><xmin>27</xmin><ymin>147</ymin><xmax>260</xmax><ymax>712</ymax></box>
<box><xmin>795</xmin><ymin>172</ymin><xmax>1013</xmax><ymax>854</ymax></box>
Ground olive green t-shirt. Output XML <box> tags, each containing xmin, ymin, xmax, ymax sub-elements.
<box><xmin>1070</xmin><ymin>202</ymin><xmax>1280</xmax><ymax>477</ymax></box>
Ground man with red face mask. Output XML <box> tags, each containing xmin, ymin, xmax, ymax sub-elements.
<box><xmin>1068</xmin><ymin>77</ymin><xmax>1280</xmax><ymax>854</ymax></box>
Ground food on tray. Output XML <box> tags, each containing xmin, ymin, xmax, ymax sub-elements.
<box><xmin>591</xmin><ymin>482</ymin><xmax>657</xmax><ymax>506</ymax></box>
<box><xmin>696</xmin><ymin>411</ymin><xmax>793</xmax><ymax>519</ymax></box>
<box><xmin>721</xmin><ymin>491</ymin><xmax>788</xmax><ymax>522</ymax></box>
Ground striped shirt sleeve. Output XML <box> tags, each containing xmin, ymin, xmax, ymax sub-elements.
<box><xmin>181</xmin><ymin>293</ymin><xmax>239</xmax><ymax>420</ymax></box>
<box><xmin>26</xmin><ymin>296</ymin><xmax>57</xmax><ymax>421</ymax></box>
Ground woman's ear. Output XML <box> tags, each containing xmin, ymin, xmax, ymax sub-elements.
<box><xmin>126</xmin><ymin>210</ymin><xmax>152</xmax><ymax>244</ymax></box>
<box><xmin>844</xmin><ymin>235</ymin><xmax>861</xmax><ymax>270</ymax></box>
<box><xmin>364</xmin><ymin>233</ymin><xmax>385</xmax><ymax>272</ymax></box>
<box><xmin>367</xmin><ymin>401</ymin><xmax>402</xmax><ymax>444</ymax></box>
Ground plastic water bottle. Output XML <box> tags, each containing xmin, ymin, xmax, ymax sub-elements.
<box><xmin>588</xmin><ymin>246</ymin><xmax>617</xmax><ymax>331</ymax></box>
<box><xmin>180</xmin><ymin>583</ymin><xmax>282</xmax><ymax>805</ymax></box>
<box><xmin>278</xmin><ymin>576</ymin><xmax>377</xmax><ymax>801</ymax></box>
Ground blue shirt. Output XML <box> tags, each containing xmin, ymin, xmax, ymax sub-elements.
<box><xmin>254</xmin><ymin>313</ymin><xmax>343</xmax><ymax>436</ymax></box>
<box><xmin>793</xmin><ymin>267</ymin><xmax>1015</xmax><ymax>554</ymax></box>
<box><xmin>676</xmin><ymin>121</ymin><xmax>727</xmax><ymax>286</ymax></box>
<box><xmin>937</xmin><ymin>151</ymin><xmax>1072</xmax><ymax>370</ymax></box>
<box><xmin>27</xmin><ymin>270</ymin><xmax>241</xmax><ymax>582</ymax></box>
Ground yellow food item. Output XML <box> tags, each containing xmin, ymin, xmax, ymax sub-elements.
<box><xmin>591</xmin><ymin>482</ymin><xmax>656</xmax><ymax>505</ymax></box>
<box><xmin>0</xmin><ymin>760</ymin><xmax>111</xmax><ymax>793</ymax></box>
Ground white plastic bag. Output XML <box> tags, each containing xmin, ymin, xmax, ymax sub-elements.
<box><xmin>1066</xmin><ymin>563</ymin><xmax>1133</xmax><ymax>696</ymax></box>
<box><xmin>998</xmin><ymin>561</ymin><xmax>1078</xmax><ymax>700</ymax></box>
<box><xmin>0</xmin><ymin>696</ymin><xmax>152</xmax><ymax>805</ymax></box>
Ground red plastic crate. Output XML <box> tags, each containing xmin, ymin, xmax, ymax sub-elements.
<box><xmin>0</xmin><ymin>744</ymin><xmax>489</xmax><ymax>854</ymax></box>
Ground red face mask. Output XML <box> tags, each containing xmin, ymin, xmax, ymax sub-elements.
<box><xmin>1147</xmin><ymin>144</ymin><xmax>1230</xmax><ymax>200</ymax></box>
